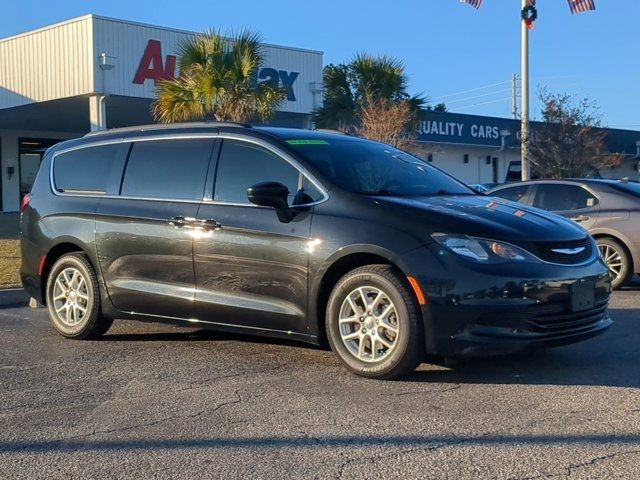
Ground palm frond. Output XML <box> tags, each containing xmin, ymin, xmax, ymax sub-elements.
<box><xmin>153</xmin><ymin>28</ymin><xmax>284</xmax><ymax>124</ymax></box>
<box><xmin>152</xmin><ymin>77</ymin><xmax>206</xmax><ymax>123</ymax></box>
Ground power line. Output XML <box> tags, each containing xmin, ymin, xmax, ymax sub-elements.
<box><xmin>432</xmin><ymin>80</ymin><xmax>512</xmax><ymax>101</ymax></box>
<box><xmin>445</xmin><ymin>88</ymin><xmax>513</xmax><ymax>105</ymax></box>
<box><xmin>455</xmin><ymin>97</ymin><xmax>512</xmax><ymax>111</ymax></box>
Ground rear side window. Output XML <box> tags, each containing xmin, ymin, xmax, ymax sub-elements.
<box><xmin>533</xmin><ymin>184</ymin><xmax>598</xmax><ymax>211</ymax></box>
<box><xmin>214</xmin><ymin>139</ymin><xmax>322</xmax><ymax>205</ymax></box>
<box><xmin>492</xmin><ymin>185</ymin><xmax>529</xmax><ymax>204</ymax></box>
<box><xmin>121</xmin><ymin>139</ymin><xmax>214</xmax><ymax>201</ymax></box>
<box><xmin>53</xmin><ymin>144</ymin><xmax>119</xmax><ymax>193</ymax></box>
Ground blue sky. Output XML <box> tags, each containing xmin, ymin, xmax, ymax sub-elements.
<box><xmin>2</xmin><ymin>0</ymin><xmax>638</xmax><ymax>128</ymax></box>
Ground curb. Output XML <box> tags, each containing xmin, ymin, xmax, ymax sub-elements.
<box><xmin>0</xmin><ymin>288</ymin><xmax>30</xmax><ymax>308</ymax></box>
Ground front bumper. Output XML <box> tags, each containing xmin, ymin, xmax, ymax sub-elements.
<box><xmin>399</xmin><ymin>245</ymin><xmax>612</xmax><ymax>357</ymax></box>
<box><xmin>447</xmin><ymin>310</ymin><xmax>612</xmax><ymax>356</ymax></box>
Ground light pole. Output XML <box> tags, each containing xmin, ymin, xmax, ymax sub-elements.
<box><xmin>520</xmin><ymin>0</ymin><xmax>531</xmax><ymax>181</ymax></box>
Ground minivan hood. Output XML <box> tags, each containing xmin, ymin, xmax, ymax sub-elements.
<box><xmin>376</xmin><ymin>195</ymin><xmax>587</xmax><ymax>243</ymax></box>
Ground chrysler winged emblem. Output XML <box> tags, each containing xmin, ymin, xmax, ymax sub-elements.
<box><xmin>551</xmin><ymin>247</ymin><xmax>586</xmax><ymax>255</ymax></box>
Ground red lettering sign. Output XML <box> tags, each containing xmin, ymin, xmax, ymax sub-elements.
<box><xmin>133</xmin><ymin>40</ymin><xmax>177</xmax><ymax>84</ymax></box>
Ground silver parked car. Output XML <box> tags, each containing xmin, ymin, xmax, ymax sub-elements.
<box><xmin>488</xmin><ymin>179</ymin><xmax>640</xmax><ymax>289</ymax></box>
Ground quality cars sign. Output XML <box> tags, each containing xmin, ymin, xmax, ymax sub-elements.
<box><xmin>417</xmin><ymin>112</ymin><xmax>521</xmax><ymax>147</ymax></box>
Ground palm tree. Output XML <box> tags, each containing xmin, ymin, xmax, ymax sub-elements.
<box><xmin>152</xmin><ymin>29</ymin><xmax>285</xmax><ymax>123</ymax></box>
<box><xmin>314</xmin><ymin>53</ymin><xmax>426</xmax><ymax>130</ymax></box>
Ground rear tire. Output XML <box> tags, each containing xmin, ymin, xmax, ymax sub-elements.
<box><xmin>596</xmin><ymin>237</ymin><xmax>632</xmax><ymax>290</ymax></box>
<box><xmin>45</xmin><ymin>253</ymin><xmax>113</xmax><ymax>339</ymax></box>
<box><xmin>326</xmin><ymin>265</ymin><xmax>425</xmax><ymax>379</ymax></box>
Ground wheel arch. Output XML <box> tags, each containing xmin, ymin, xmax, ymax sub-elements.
<box><xmin>310</xmin><ymin>246</ymin><xmax>415</xmax><ymax>346</ymax></box>
<box><xmin>40</xmin><ymin>241</ymin><xmax>90</xmax><ymax>306</ymax></box>
<box><xmin>591</xmin><ymin>230</ymin><xmax>636</xmax><ymax>274</ymax></box>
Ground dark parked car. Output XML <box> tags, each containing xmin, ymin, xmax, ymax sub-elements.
<box><xmin>488</xmin><ymin>179</ymin><xmax>640</xmax><ymax>289</ymax></box>
<box><xmin>20</xmin><ymin>124</ymin><xmax>612</xmax><ymax>379</ymax></box>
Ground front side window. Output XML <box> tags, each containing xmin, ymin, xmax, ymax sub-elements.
<box><xmin>533</xmin><ymin>184</ymin><xmax>598</xmax><ymax>211</ymax></box>
<box><xmin>54</xmin><ymin>144</ymin><xmax>120</xmax><ymax>193</ymax></box>
<box><xmin>121</xmin><ymin>139</ymin><xmax>214</xmax><ymax>201</ymax></box>
<box><xmin>492</xmin><ymin>185</ymin><xmax>530</xmax><ymax>204</ymax></box>
<box><xmin>286</xmin><ymin>137</ymin><xmax>473</xmax><ymax>197</ymax></box>
<box><xmin>214</xmin><ymin>139</ymin><xmax>322</xmax><ymax>205</ymax></box>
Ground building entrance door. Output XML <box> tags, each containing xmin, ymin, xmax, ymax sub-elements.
<box><xmin>492</xmin><ymin>157</ymin><xmax>499</xmax><ymax>184</ymax></box>
<box><xmin>19</xmin><ymin>154</ymin><xmax>41</xmax><ymax>197</ymax></box>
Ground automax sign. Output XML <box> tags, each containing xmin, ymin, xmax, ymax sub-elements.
<box><xmin>132</xmin><ymin>39</ymin><xmax>300</xmax><ymax>101</ymax></box>
<box><xmin>92</xmin><ymin>17</ymin><xmax>323</xmax><ymax>115</ymax></box>
<box><xmin>417</xmin><ymin>112</ymin><xmax>521</xmax><ymax>147</ymax></box>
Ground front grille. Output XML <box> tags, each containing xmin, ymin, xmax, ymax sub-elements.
<box><xmin>520</xmin><ymin>237</ymin><xmax>593</xmax><ymax>265</ymax></box>
<box><xmin>477</xmin><ymin>301</ymin><xmax>608</xmax><ymax>334</ymax></box>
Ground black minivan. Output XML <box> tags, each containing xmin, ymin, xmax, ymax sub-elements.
<box><xmin>20</xmin><ymin>123</ymin><xmax>612</xmax><ymax>379</ymax></box>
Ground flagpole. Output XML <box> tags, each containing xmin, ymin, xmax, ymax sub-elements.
<box><xmin>520</xmin><ymin>0</ymin><xmax>531</xmax><ymax>181</ymax></box>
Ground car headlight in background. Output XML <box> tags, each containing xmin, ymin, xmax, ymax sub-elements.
<box><xmin>431</xmin><ymin>233</ymin><xmax>539</xmax><ymax>264</ymax></box>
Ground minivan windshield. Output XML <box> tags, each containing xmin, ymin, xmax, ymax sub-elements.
<box><xmin>286</xmin><ymin>138</ymin><xmax>474</xmax><ymax>197</ymax></box>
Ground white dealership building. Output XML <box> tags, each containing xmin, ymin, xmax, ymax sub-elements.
<box><xmin>0</xmin><ymin>15</ymin><xmax>324</xmax><ymax>212</ymax></box>
<box><xmin>1</xmin><ymin>15</ymin><xmax>639</xmax><ymax>213</ymax></box>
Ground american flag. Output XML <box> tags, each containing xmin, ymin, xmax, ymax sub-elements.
<box><xmin>568</xmin><ymin>0</ymin><xmax>596</xmax><ymax>14</ymax></box>
<box><xmin>460</xmin><ymin>0</ymin><xmax>482</xmax><ymax>9</ymax></box>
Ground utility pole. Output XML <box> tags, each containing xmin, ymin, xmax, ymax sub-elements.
<box><xmin>520</xmin><ymin>0</ymin><xmax>531</xmax><ymax>181</ymax></box>
<box><xmin>511</xmin><ymin>73</ymin><xmax>518</xmax><ymax>120</ymax></box>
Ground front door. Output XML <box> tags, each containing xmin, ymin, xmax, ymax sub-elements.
<box><xmin>193</xmin><ymin>138</ymin><xmax>320</xmax><ymax>334</ymax></box>
<box><xmin>96</xmin><ymin>137</ymin><xmax>215</xmax><ymax>319</ymax></box>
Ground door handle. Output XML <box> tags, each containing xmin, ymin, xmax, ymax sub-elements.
<box><xmin>197</xmin><ymin>218</ymin><xmax>222</xmax><ymax>231</ymax></box>
<box><xmin>570</xmin><ymin>215</ymin><xmax>590</xmax><ymax>223</ymax></box>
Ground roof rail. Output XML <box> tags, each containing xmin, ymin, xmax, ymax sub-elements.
<box><xmin>314</xmin><ymin>128</ymin><xmax>350</xmax><ymax>136</ymax></box>
<box><xmin>83</xmin><ymin>121</ymin><xmax>251</xmax><ymax>137</ymax></box>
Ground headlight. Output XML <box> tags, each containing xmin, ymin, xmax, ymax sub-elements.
<box><xmin>431</xmin><ymin>233</ymin><xmax>539</xmax><ymax>264</ymax></box>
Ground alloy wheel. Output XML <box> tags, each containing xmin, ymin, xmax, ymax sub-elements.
<box><xmin>598</xmin><ymin>243</ymin><xmax>624</xmax><ymax>285</ymax></box>
<box><xmin>338</xmin><ymin>286</ymin><xmax>399</xmax><ymax>363</ymax></box>
<box><xmin>52</xmin><ymin>267</ymin><xmax>90</xmax><ymax>327</ymax></box>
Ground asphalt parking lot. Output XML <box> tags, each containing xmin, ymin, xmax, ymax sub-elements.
<box><xmin>1</xmin><ymin>287</ymin><xmax>639</xmax><ymax>480</ymax></box>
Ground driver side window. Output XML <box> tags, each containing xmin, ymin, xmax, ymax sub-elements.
<box><xmin>214</xmin><ymin>139</ymin><xmax>321</xmax><ymax>205</ymax></box>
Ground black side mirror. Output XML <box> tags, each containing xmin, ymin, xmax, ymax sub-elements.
<box><xmin>247</xmin><ymin>182</ymin><xmax>295</xmax><ymax>223</ymax></box>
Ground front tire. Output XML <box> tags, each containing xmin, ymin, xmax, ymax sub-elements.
<box><xmin>597</xmin><ymin>237</ymin><xmax>632</xmax><ymax>289</ymax></box>
<box><xmin>46</xmin><ymin>253</ymin><xmax>112</xmax><ymax>339</ymax></box>
<box><xmin>326</xmin><ymin>265</ymin><xmax>425</xmax><ymax>379</ymax></box>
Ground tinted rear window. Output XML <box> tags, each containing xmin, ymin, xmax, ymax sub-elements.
<box><xmin>121</xmin><ymin>139</ymin><xmax>214</xmax><ymax>201</ymax></box>
<box><xmin>286</xmin><ymin>138</ymin><xmax>472</xmax><ymax>196</ymax></box>
<box><xmin>53</xmin><ymin>144</ymin><xmax>119</xmax><ymax>193</ymax></box>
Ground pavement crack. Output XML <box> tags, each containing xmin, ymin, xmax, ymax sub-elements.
<box><xmin>507</xmin><ymin>449</ymin><xmax>640</xmax><ymax>480</ymax></box>
<box><xmin>379</xmin><ymin>384</ymin><xmax>462</xmax><ymax>397</ymax></box>
<box><xmin>334</xmin><ymin>436</ymin><xmax>471</xmax><ymax>479</ymax></box>
<box><xmin>68</xmin><ymin>390</ymin><xmax>242</xmax><ymax>440</ymax></box>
